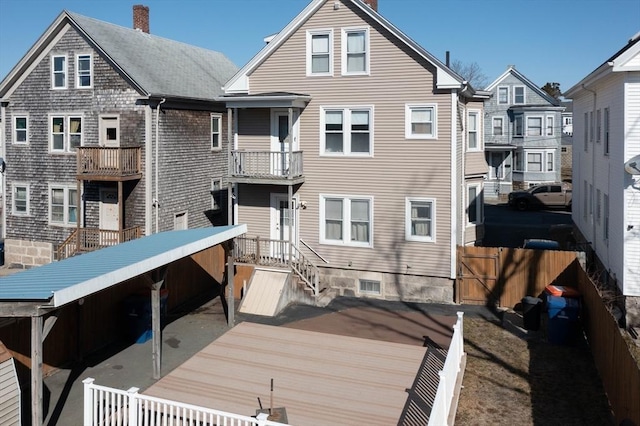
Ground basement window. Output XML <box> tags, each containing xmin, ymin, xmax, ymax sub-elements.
<box><xmin>359</xmin><ymin>279</ymin><xmax>381</xmax><ymax>295</ymax></box>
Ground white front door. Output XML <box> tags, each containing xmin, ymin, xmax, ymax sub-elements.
<box><xmin>271</xmin><ymin>110</ymin><xmax>297</xmax><ymax>176</ymax></box>
<box><xmin>99</xmin><ymin>188</ymin><xmax>119</xmax><ymax>245</ymax></box>
<box><xmin>100</xmin><ymin>116</ymin><xmax>120</xmax><ymax>147</ymax></box>
<box><xmin>270</xmin><ymin>194</ymin><xmax>297</xmax><ymax>258</ymax></box>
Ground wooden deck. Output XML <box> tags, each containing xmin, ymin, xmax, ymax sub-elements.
<box><xmin>143</xmin><ymin>322</ymin><xmax>430</xmax><ymax>425</ymax></box>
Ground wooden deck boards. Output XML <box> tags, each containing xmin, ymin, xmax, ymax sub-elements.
<box><xmin>144</xmin><ymin>322</ymin><xmax>429</xmax><ymax>425</ymax></box>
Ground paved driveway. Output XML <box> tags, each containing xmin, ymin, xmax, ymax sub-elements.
<box><xmin>483</xmin><ymin>201</ymin><xmax>573</xmax><ymax>248</ymax></box>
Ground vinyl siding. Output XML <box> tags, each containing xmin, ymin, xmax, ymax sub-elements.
<box><xmin>243</xmin><ymin>0</ymin><xmax>454</xmax><ymax>277</ymax></box>
<box><xmin>0</xmin><ymin>360</ymin><xmax>20</xmax><ymax>426</ymax></box>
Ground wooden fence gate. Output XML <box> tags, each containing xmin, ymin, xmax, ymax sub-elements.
<box><xmin>456</xmin><ymin>246</ymin><xmax>579</xmax><ymax>307</ymax></box>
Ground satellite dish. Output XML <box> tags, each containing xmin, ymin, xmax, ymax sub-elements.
<box><xmin>624</xmin><ymin>155</ymin><xmax>640</xmax><ymax>175</ymax></box>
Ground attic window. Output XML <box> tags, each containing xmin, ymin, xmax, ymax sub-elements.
<box><xmin>52</xmin><ymin>55</ymin><xmax>67</xmax><ymax>89</ymax></box>
<box><xmin>76</xmin><ymin>54</ymin><xmax>92</xmax><ymax>88</ymax></box>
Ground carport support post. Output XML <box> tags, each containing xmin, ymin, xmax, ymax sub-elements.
<box><xmin>151</xmin><ymin>277</ymin><xmax>164</xmax><ymax>380</ymax></box>
<box><xmin>31</xmin><ymin>315</ymin><xmax>43</xmax><ymax>426</ymax></box>
<box><xmin>227</xmin><ymin>254</ymin><xmax>235</xmax><ymax>327</ymax></box>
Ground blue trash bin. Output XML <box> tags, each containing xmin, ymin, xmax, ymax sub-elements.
<box><xmin>547</xmin><ymin>295</ymin><xmax>581</xmax><ymax>345</ymax></box>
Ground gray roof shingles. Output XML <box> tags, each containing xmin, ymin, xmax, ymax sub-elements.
<box><xmin>68</xmin><ymin>12</ymin><xmax>238</xmax><ymax>100</ymax></box>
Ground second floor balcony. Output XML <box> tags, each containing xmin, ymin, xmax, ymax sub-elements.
<box><xmin>230</xmin><ymin>150</ymin><xmax>304</xmax><ymax>185</ymax></box>
<box><xmin>77</xmin><ymin>147</ymin><xmax>142</xmax><ymax>181</ymax></box>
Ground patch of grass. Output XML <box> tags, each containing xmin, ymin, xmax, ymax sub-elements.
<box><xmin>456</xmin><ymin>316</ymin><xmax>614</xmax><ymax>425</ymax></box>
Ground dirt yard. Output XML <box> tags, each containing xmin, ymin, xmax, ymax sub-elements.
<box><xmin>455</xmin><ymin>311</ymin><xmax>615</xmax><ymax>425</ymax></box>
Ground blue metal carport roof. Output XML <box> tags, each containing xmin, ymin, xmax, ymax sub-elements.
<box><xmin>0</xmin><ymin>225</ymin><xmax>246</xmax><ymax>308</ymax></box>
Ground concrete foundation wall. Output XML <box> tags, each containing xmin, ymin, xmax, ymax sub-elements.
<box><xmin>5</xmin><ymin>238</ymin><xmax>53</xmax><ymax>268</ymax></box>
<box><xmin>319</xmin><ymin>266</ymin><xmax>454</xmax><ymax>304</ymax></box>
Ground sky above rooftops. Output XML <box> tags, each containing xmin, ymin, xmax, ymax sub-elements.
<box><xmin>1</xmin><ymin>0</ymin><xmax>638</xmax><ymax>94</ymax></box>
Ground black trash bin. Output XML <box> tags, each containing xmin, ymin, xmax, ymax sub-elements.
<box><xmin>521</xmin><ymin>296</ymin><xmax>542</xmax><ymax>331</ymax></box>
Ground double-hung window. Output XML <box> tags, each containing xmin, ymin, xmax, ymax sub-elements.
<box><xmin>603</xmin><ymin>108</ymin><xmax>610</xmax><ymax>155</ymax></box>
<box><xmin>467</xmin><ymin>111</ymin><xmax>480</xmax><ymax>150</ymax></box>
<box><xmin>546</xmin><ymin>116</ymin><xmax>554</xmax><ymax>136</ymax></box>
<box><xmin>584</xmin><ymin>112</ymin><xmax>589</xmax><ymax>152</ymax></box>
<box><xmin>513</xmin><ymin>114</ymin><xmax>524</xmax><ymax>136</ymax></box>
<box><xmin>546</xmin><ymin>152</ymin><xmax>554</xmax><ymax>172</ymax></box>
<box><xmin>322</xmin><ymin>107</ymin><xmax>372</xmax><ymax>155</ymax></box>
<box><xmin>467</xmin><ymin>185</ymin><xmax>482</xmax><ymax>225</ymax></box>
<box><xmin>52</xmin><ymin>55</ymin><xmax>66</xmax><ymax>89</ymax></box>
<box><xmin>603</xmin><ymin>193</ymin><xmax>609</xmax><ymax>241</ymax></box>
<box><xmin>342</xmin><ymin>28</ymin><xmax>369</xmax><ymax>75</ymax></box>
<box><xmin>526</xmin><ymin>117</ymin><xmax>542</xmax><ymax>136</ymax></box>
<box><xmin>12</xmin><ymin>183</ymin><xmax>29</xmax><ymax>215</ymax></box>
<box><xmin>513</xmin><ymin>86</ymin><xmax>525</xmax><ymax>104</ymax></box>
<box><xmin>497</xmin><ymin>87</ymin><xmax>509</xmax><ymax>104</ymax></box>
<box><xmin>76</xmin><ymin>54</ymin><xmax>92</xmax><ymax>88</ymax></box>
<box><xmin>50</xmin><ymin>185</ymin><xmax>78</xmax><ymax>226</ymax></box>
<box><xmin>211</xmin><ymin>114</ymin><xmax>222</xmax><ymax>150</ymax></box>
<box><xmin>596</xmin><ymin>109</ymin><xmax>601</xmax><ymax>143</ymax></box>
<box><xmin>405</xmin><ymin>197</ymin><xmax>435</xmax><ymax>242</ymax></box>
<box><xmin>321</xmin><ymin>195</ymin><xmax>372</xmax><ymax>247</ymax></box>
<box><xmin>527</xmin><ymin>152</ymin><xmax>542</xmax><ymax>172</ymax></box>
<box><xmin>492</xmin><ymin>117</ymin><xmax>503</xmax><ymax>136</ymax></box>
<box><xmin>589</xmin><ymin>111</ymin><xmax>594</xmax><ymax>142</ymax></box>
<box><xmin>51</xmin><ymin>115</ymin><xmax>83</xmax><ymax>152</ymax></box>
<box><xmin>307</xmin><ymin>30</ymin><xmax>332</xmax><ymax>76</ymax></box>
<box><xmin>13</xmin><ymin>116</ymin><xmax>28</xmax><ymax>144</ymax></box>
<box><xmin>406</xmin><ymin>104</ymin><xmax>437</xmax><ymax>139</ymax></box>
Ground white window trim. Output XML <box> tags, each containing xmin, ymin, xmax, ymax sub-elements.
<box><xmin>405</xmin><ymin>104</ymin><xmax>437</xmax><ymax>139</ymax></box>
<box><xmin>513</xmin><ymin>114</ymin><xmax>524</xmax><ymax>137</ymax></box>
<box><xmin>405</xmin><ymin>197</ymin><xmax>436</xmax><ymax>243</ymax></box>
<box><xmin>467</xmin><ymin>109</ymin><xmax>482</xmax><ymax>151</ymax></box>
<box><xmin>341</xmin><ymin>27</ymin><xmax>370</xmax><ymax>76</ymax></box>
<box><xmin>526</xmin><ymin>115</ymin><xmax>543</xmax><ymax>137</ymax></box>
<box><xmin>48</xmin><ymin>184</ymin><xmax>80</xmax><ymax>227</ymax></box>
<box><xmin>524</xmin><ymin>149</ymin><xmax>555</xmax><ymax>172</ymax></box>
<box><xmin>49</xmin><ymin>114</ymin><xmax>83</xmax><ymax>153</ymax></box>
<box><xmin>320</xmin><ymin>106</ymin><xmax>374</xmax><ymax>157</ymax></box>
<box><xmin>211</xmin><ymin>113</ymin><xmax>222</xmax><ymax>151</ymax></box>
<box><xmin>492</xmin><ymin>117</ymin><xmax>504</xmax><ymax>136</ymax></box>
<box><xmin>76</xmin><ymin>53</ymin><xmax>93</xmax><ymax>89</ymax></box>
<box><xmin>513</xmin><ymin>86</ymin><xmax>526</xmax><ymax>104</ymax></box>
<box><xmin>546</xmin><ymin>116</ymin><xmax>554</xmax><ymax>136</ymax></box>
<box><xmin>358</xmin><ymin>279</ymin><xmax>382</xmax><ymax>295</ymax></box>
<box><xmin>319</xmin><ymin>194</ymin><xmax>373</xmax><ymax>248</ymax></box>
<box><xmin>603</xmin><ymin>108</ymin><xmax>610</xmax><ymax>155</ymax></box>
<box><xmin>497</xmin><ymin>86</ymin><xmax>509</xmax><ymax>104</ymax></box>
<box><xmin>211</xmin><ymin>178</ymin><xmax>223</xmax><ymax>211</ymax></box>
<box><xmin>12</xmin><ymin>182</ymin><xmax>30</xmax><ymax>216</ymax></box>
<box><xmin>12</xmin><ymin>114</ymin><xmax>29</xmax><ymax>145</ymax></box>
<box><xmin>306</xmin><ymin>29</ymin><xmax>333</xmax><ymax>77</ymax></box>
<box><xmin>466</xmin><ymin>184</ymin><xmax>483</xmax><ymax>226</ymax></box>
<box><xmin>51</xmin><ymin>54</ymin><xmax>67</xmax><ymax>89</ymax></box>
<box><xmin>546</xmin><ymin>151</ymin><xmax>554</xmax><ymax>172</ymax></box>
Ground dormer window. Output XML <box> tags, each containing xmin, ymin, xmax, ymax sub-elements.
<box><xmin>307</xmin><ymin>30</ymin><xmax>333</xmax><ymax>76</ymax></box>
<box><xmin>76</xmin><ymin>54</ymin><xmax>92</xmax><ymax>88</ymax></box>
<box><xmin>52</xmin><ymin>55</ymin><xmax>67</xmax><ymax>89</ymax></box>
<box><xmin>342</xmin><ymin>28</ymin><xmax>369</xmax><ymax>75</ymax></box>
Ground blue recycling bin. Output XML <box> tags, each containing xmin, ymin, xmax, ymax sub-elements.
<box><xmin>124</xmin><ymin>291</ymin><xmax>169</xmax><ymax>344</ymax></box>
<box><xmin>546</xmin><ymin>295</ymin><xmax>581</xmax><ymax>345</ymax></box>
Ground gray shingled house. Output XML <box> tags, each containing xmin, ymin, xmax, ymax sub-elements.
<box><xmin>0</xmin><ymin>6</ymin><xmax>237</xmax><ymax>266</ymax></box>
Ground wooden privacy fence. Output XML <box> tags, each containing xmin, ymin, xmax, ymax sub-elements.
<box><xmin>575</xmin><ymin>266</ymin><xmax>640</xmax><ymax>424</ymax></box>
<box><xmin>456</xmin><ymin>246</ymin><xmax>578</xmax><ymax>307</ymax></box>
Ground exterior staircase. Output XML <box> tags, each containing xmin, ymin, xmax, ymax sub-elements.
<box><xmin>56</xmin><ymin>227</ymin><xmax>143</xmax><ymax>260</ymax></box>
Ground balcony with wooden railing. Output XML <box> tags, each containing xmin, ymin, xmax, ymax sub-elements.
<box><xmin>57</xmin><ymin>226</ymin><xmax>143</xmax><ymax>261</ymax></box>
<box><xmin>77</xmin><ymin>147</ymin><xmax>142</xmax><ymax>181</ymax></box>
<box><xmin>230</xmin><ymin>151</ymin><xmax>304</xmax><ymax>185</ymax></box>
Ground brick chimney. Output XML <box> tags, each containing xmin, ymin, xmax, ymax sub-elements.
<box><xmin>363</xmin><ymin>0</ymin><xmax>378</xmax><ymax>11</ymax></box>
<box><xmin>133</xmin><ymin>5</ymin><xmax>150</xmax><ymax>34</ymax></box>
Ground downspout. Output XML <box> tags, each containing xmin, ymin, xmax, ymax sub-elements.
<box><xmin>450</xmin><ymin>90</ymin><xmax>458</xmax><ymax>280</ymax></box>
<box><xmin>1</xmin><ymin>102</ymin><xmax>6</xmax><ymax>241</ymax></box>
<box><xmin>582</xmin><ymin>84</ymin><xmax>596</xmax><ymax>254</ymax></box>
<box><xmin>154</xmin><ymin>98</ymin><xmax>166</xmax><ymax>234</ymax></box>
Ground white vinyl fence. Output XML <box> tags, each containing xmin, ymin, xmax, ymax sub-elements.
<box><xmin>428</xmin><ymin>312</ymin><xmax>466</xmax><ymax>426</ymax></box>
<box><xmin>83</xmin><ymin>378</ymin><xmax>288</xmax><ymax>426</ymax></box>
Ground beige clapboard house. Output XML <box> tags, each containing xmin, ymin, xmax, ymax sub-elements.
<box><xmin>223</xmin><ymin>0</ymin><xmax>488</xmax><ymax>304</ymax></box>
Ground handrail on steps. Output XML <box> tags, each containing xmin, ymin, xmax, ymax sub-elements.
<box><xmin>234</xmin><ymin>236</ymin><xmax>319</xmax><ymax>297</ymax></box>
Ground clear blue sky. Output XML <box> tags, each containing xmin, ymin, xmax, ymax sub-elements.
<box><xmin>1</xmin><ymin>0</ymin><xmax>639</xmax><ymax>93</ymax></box>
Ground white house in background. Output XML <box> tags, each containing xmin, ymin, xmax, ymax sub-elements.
<box><xmin>565</xmin><ymin>31</ymin><xmax>640</xmax><ymax>327</ymax></box>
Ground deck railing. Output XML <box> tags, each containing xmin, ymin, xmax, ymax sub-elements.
<box><xmin>428</xmin><ymin>312</ymin><xmax>466</xmax><ymax>426</ymax></box>
<box><xmin>83</xmin><ymin>378</ymin><xmax>288</xmax><ymax>426</ymax></box>
<box><xmin>77</xmin><ymin>147</ymin><xmax>142</xmax><ymax>178</ymax></box>
<box><xmin>234</xmin><ymin>236</ymin><xmax>319</xmax><ymax>296</ymax></box>
<box><xmin>231</xmin><ymin>151</ymin><xmax>303</xmax><ymax>179</ymax></box>
<box><xmin>57</xmin><ymin>226</ymin><xmax>143</xmax><ymax>260</ymax></box>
